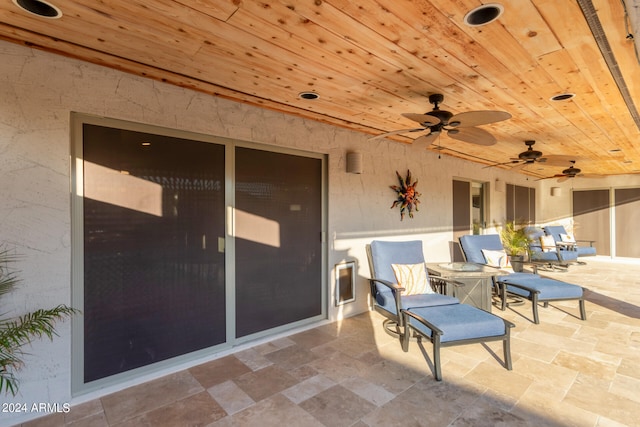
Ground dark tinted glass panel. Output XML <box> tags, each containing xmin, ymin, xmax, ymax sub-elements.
<box><xmin>452</xmin><ymin>180</ymin><xmax>471</xmax><ymax>262</ymax></box>
<box><xmin>506</xmin><ymin>184</ymin><xmax>534</xmax><ymax>225</ymax></box>
<box><xmin>615</xmin><ymin>188</ymin><xmax>640</xmax><ymax>257</ymax></box>
<box><xmin>235</xmin><ymin>147</ymin><xmax>322</xmax><ymax>337</ymax></box>
<box><xmin>573</xmin><ymin>189</ymin><xmax>610</xmax><ymax>255</ymax></box>
<box><xmin>506</xmin><ymin>184</ymin><xmax>515</xmax><ymax>223</ymax></box>
<box><xmin>529</xmin><ymin>188</ymin><xmax>536</xmax><ymax>225</ymax></box>
<box><xmin>514</xmin><ymin>185</ymin><xmax>530</xmax><ymax>224</ymax></box>
<box><xmin>83</xmin><ymin>124</ymin><xmax>226</xmax><ymax>382</ymax></box>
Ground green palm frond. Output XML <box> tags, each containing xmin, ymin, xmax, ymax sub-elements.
<box><xmin>0</xmin><ymin>248</ymin><xmax>20</xmax><ymax>298</ymax></box>
<box><xmin>0</xmin><ymin>246</ymin><xmax>78</xmax><ymax>396</ymax></box>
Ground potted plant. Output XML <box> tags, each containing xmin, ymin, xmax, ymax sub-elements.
<box><xmin>0</xmin><ymin>246</ymin><xmax>77</xmax><ymax>396</ymax></box>
<box><xmin>499</xmin><ymin>221</ymin><xmax>530</xmax><ymax>272</ymax></box>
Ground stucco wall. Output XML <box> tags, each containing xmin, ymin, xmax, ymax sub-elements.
<box><xmin>1</xmin><ymin>40</ymin><xmax>540</xmax><ymax>424</ymax></box>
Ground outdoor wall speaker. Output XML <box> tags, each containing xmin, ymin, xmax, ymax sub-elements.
<box><xmin>551</xmin><ymin>187</ymin><xmax>562</xmax><ymax>197</ymax></box>
<box><xmin>346</xmin><ymin>152</ymin><xmax>363</xmax><ymax>174</ymax></box>
<box><xmin>495</xmin><ymin>178</ymin><xmax>506</xmax><ymax>193</ymax></box>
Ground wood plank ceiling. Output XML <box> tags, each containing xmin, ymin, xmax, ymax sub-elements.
<box><xmin>2</xmin><ymin>0</ymin><xmax>640</xmax><ymax>178</ymax></box>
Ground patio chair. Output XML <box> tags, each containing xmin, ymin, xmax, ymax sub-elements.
<box><xmin>367</xmin><ymin>240</ymin><xmax>514</xmax><ymax>380</ymax></box>
<box><xmin>459</xmin><ymin>234</ymin><xmax>587</xmax><ymax>324</ymax></box>
<box><xmin>523</xmin><ymin>226</ymin><xmax>579</xmax><ymax>270</ymax></box>
<box><xmin>366</xmin><ymin>240</ymin><xmax>460</xmax><ymax>333</ymax></box>
<box><xmin>544</xmin><ymin>225</ymin><xmax>596</xmax><ymax>260</ymax></box>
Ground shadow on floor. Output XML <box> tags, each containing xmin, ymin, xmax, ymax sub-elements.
<box><xmin>584</xmin><ymin>288</ymin><xmax>640</xmax><ymax>319</ymax></box>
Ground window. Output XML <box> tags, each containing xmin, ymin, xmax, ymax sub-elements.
<box><xmin>506</xmin><ymin>184</ymin><xmax>535</xmax><ymax>225</ymax></box>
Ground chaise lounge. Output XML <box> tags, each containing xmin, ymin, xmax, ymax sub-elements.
<box><xmin>544</xmin><ymin>225</ymin><xmax>597</xmax><ymax>261</ymax></box>
<box><xmin>523</xmin><ymin>226</ymin><xmax>579</xmax><ymax>270</ymax></box>
<box><xmin>459</xmin><ymin>234</ymin><xmax>587</xmax><ymax>324</ymax></box>
<box><xmin>367</xmin><ymin>240</ymin><xmax>514</xmax><ymax>380</ymax></box>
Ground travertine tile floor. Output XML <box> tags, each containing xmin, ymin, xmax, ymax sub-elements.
<box><xmin>20</xmin><ymin>258</ymin><xmax>640</xmax><ymax>426</ymax></box>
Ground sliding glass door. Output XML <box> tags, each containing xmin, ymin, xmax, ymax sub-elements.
<box><xmin>73</xmin><ymin>115</ymin><xmax>326</xmax><ymax>392</ymax></box>
<box><xmin>81</xmin><ymin>124</ymin><xmax>226</xmax><ymax>383</ymax></box>
<box><xmin>235</xmin><ymin>147</ymin><xmax>323</xmax><ymax>337</ymax></box>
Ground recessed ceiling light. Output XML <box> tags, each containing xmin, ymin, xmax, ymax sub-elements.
<box><xmin>463</xmin><ymin>3</ymin><xmax>504</xmax><ymax>27</ymax></box>
<box><xmin>550</xmin><ymin>93</ymin><xmax>576</xmax><ymax>101</ymax></box>
<box><xmin>298</xmin><ymin>91</ymin><xmax>320</xmax><ymax>100</ymax></box>
<box><xmin>13</xmin><ymin>0</ymin><xmax>62</xmax><ymax>19</ymax></box>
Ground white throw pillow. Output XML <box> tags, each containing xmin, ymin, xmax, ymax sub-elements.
<box><xmin>540</xmin><ymin>235</ymin><xmax>557</xmax><ymax>252</ymax></box>
<box><xmin>391</xmin><ymin>263</ymin><xmax>434</xmax><ymax>295</ymax></box>
<box><xmin>481</xmin><ymin>249</ymin><xmax>511</xmax><ymax>268</ymax></box>
<box><xmin>560</xmin><ymin>233</ymin><xmax>576</xmax><ymax>243</ymax></box>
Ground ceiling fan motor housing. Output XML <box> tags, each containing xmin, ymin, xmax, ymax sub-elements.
<box><xmin>519</xmin><ymin>140</ymin><xmax>542</xmax><ymax>160</ymax></box>
<box><xmin>425</xmin><ymin>109</ymin><xmax>453</xmax><ymax>127</ymax></box>
<box><xmin>519</xmin><ymin>149</ymin><xmax>543</xmax><ymax>160</ymax></box>
<box><xmin>563</xmin><ymin>166</ymin><xmax>581</xmax><ymax>175</ymax></box>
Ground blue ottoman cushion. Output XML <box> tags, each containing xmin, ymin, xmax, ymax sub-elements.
<box><xmin>500</xmin><ymin>276</ymin><xmax>583</xmax><ymax>300</ymax></box>
<box><xmin>407</xmin><ymin>304</ymin><xmax>506</xmax><ymax>343</ymax></box>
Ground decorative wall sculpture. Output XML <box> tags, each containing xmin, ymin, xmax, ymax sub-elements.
<box><xmin>390</xmin><ymin>170</ymin><xmax>421</xmax><ymax>220</ymax></box>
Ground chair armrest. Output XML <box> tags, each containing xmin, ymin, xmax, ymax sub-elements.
<box><xmin>495</xmin><ymin>278</ymin><xmax>541</xmax><ymax>295</ymax></box>
<box><xmin>401</xmin><ymin>309</ymin><xmax>443</xmax><ymax>336</ymax></box>
<box><xmin>575</xmin><ymin>239</ymin><xmax>596</xmax><ymax>247</ymax></box>
<box><xmin>555</xmin><ymin>241</ymin><xmax>577</xmax><ymax>251</ymax></box>
<box><xmin>427</xmin><ymin>276</ymin><xmax>463</xmax><ymax>297</ymax></box>
<box><xmin>369</xmin><ymin>278</ymin><xmax>405</xmax><ymax>317</ymax></box>
<box><xmin>369</xmin><ymin>277</ymin><xmax>404</xmax><ymax>293</ymax></box>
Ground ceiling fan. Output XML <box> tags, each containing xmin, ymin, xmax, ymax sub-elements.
<box><xmin>538</xmin><ymin>161</ymin><xmax>603</xmax><ymax>182</ymax></box>
<box><xmin>486</xmin><ymin>140</ymin><xmax>577</xmax><ymax>170</ymax></box>
<box><xmin>369</xmin><ymin>93</ymin><xmax>511</xmax><ymax>146</ymax></box>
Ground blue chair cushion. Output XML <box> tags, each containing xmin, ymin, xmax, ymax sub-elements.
<box><xmin>558</xmin><ymin>250</ymin><xmax>580</xmax><ymax>262</ymax></box>
<box><xmin>459</xmin><ymin>234</ymin><xmax>504</xmax><ymax>264</ymax></box>
<box><xmin>370</xmin><ymin>240</ymin><xmax>426</xmax><ymax>283</ymax></box>
<box><xmin>499</xmin><ymin>276</ymin><xmax>583</xmax><ymax>300</ymax></box>
<box><xmin>376</xmin><ymin>290</ymin><xmax>459</xmax><ymax>313</ymax></box>
<box><xmin>407</xmin><ymin>304</ymin><xmax>506</xmax><ymax>343</ymax></box>
<box><xmin>577</xmin><ymin>246</ymin><xmax>596</xmax><ymax>257</ymax></box>
<box><xmin>523</xmin><ymin>226</ymin><xmax>545</xmax><ymax>241</ymax></box>
<box><xmin>544</xmin><ymin>225</ymin><xmax>569</xmax><ymax>242</ymax></box>
<box><xmin>530</xmin><ymin>251</ymin><xmax>563</xmax><ymax>262</ymax></box>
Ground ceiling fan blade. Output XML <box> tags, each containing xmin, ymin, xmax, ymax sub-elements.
<box><xmin>368</xmin><ymin>127</ymin><xmax>426</xmax><ymax>141</ymax></box>
<box><xmin>401</xmin><ymin>113</ymin><xmax>441</xmax><ymax>126</ymax></box>
<box><xmin>483</xmin><ymin>160</ymin><xmax>520</xmax><ymax>169</ymax></box>
<box><xmin>536</xmin><ymin>173</ymin><xmax>570</xmax><ymax>181</ymax></box>
<box><xmin>413</xmin><ymin>132</ymin><xmax>438</xmax><ymax>146</ymax></box>
<box><xmin>447</xmin><ymin>127</ymin><xmax>497</xmax><ymax>146</ymax></box>
<box><xmin>510</xmin><ymin>162</ymin><xmax>531</xmax><ymax>171</ymax></box>
<box><xmin>578</xmin><ymin>173</ymin><xmax>604</xmax><ymax>179</ymax></box>
<box><xmin>449</xmin><ymin>111</ymin><xmax>511</xmax><ymax>127</ymax></box>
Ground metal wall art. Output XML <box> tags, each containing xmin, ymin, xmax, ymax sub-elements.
<box><xmin>390</xmin><ymin>170</ymin><xmax>421</xmax><ymax>220</ymax></box>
